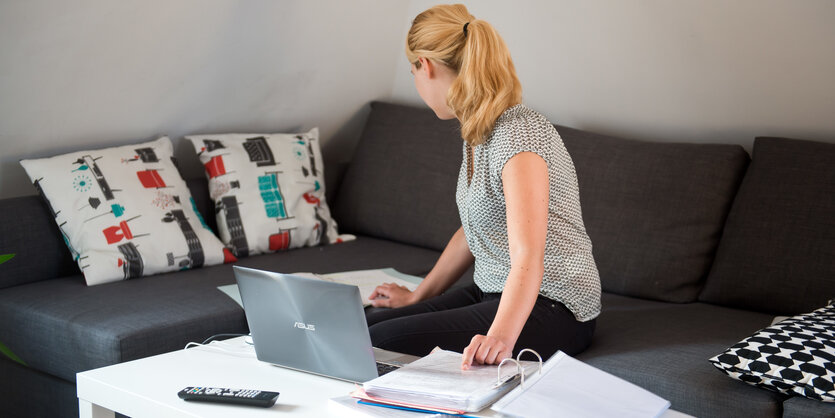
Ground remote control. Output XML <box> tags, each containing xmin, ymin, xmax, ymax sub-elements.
<box><xmin>178</xmin><ymin>386</ymin><xmax>279</xmax><ymax>408</ymax></box>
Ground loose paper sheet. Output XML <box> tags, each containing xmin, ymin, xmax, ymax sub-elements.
<box><xmin>492</xmin><ymin>351</ymin><xmax>670</xmax><ymax>418</ymax></box>
<box><xmin>218</xmin><ymin>268</ymin><xmax>422</xmax><ymax>307</ymax></box>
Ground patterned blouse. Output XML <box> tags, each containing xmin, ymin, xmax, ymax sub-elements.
<box><xmin>455</xmin><ymin>104</ymin><xmax>602</xmax><ymax>321</ymax></box>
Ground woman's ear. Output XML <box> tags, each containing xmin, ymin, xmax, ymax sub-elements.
<box><xmin>418</xmin><ymin>57</ymin><xmax>435</xmax><ymax>78</ymax></box>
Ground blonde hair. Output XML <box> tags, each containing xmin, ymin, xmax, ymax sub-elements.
<box><xmin>406</xmin><ymin>4</ymin><xmax>522</xmax><ymax>146</ymax></box>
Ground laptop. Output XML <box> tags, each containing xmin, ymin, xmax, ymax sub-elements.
<box><xmin>232</xmin><ymin>265</ymin><xmax>418</xmax><ymax>383</ymax></box>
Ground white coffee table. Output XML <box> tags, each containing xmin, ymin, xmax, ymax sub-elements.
<box><xmin>77</xmin><ymin>336</ymin><xmax>350</xmax><ymax>417</ymax></box>
<box><xmin>76</xmin><ymin>337</ymin><xmax>496</xmax><ymax>417</ymax></box>
<box><xmin>77</xmin><ymin>337</ymin><xmax>690</xmax><ymax>417</ymax></box>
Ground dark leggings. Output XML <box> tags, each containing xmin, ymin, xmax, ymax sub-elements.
<box><xmin>365</xmin><ymin>283</ymin><xmax>596</xmax><ymax>360</ymax></box>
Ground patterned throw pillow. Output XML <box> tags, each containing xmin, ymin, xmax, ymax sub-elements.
<box><xmin>709</xmin><ymin>303</ymin><xmax>835</xmax><ymax>401</ymax></box>
<box><xmin>185</xmin><ymin>128</ymin><xmax>338</xmax><ymax>257</ymax></box>
<box><xmin>20</xmin><ymin>137</ymin><xmax>234</xmax><ymax>286</ymax></box>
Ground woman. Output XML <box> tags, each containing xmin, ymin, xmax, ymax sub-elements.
<box><xmin>366</xmin><ymin>4</ymin><xmax>601</xmax><ymax>370</ymax></box>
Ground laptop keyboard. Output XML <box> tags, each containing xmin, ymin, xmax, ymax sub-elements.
<box><xmin>376</xmin><ymin>362</ymin><xmax>401</xmax><ymax>376</ymax></box>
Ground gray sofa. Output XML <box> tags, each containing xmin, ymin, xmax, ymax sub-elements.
<box><xmin>1</xmin><ymin>101</ymin><xmax>833</xmax><ymax>417</ymax></box>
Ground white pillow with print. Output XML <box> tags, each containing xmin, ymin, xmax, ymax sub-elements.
<box><xmin>20</xmin><ymin>137</ymin><xmax>234</xmax><ymax>285</ymax></box>
<box><xmin>186</xmin><ymin>128</ymin><xmax>339</xmax><ymax>257</ymax></box>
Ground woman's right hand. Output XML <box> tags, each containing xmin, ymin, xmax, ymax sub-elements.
<box><xmin>368</xmin><ymin>283</ymin><xmax>419</xmax><ymax>308</ymax></box>
<box><xmin>369</xmin><ymin>226</ymin><xmax>473</xmax><ymax>309</ymax></box>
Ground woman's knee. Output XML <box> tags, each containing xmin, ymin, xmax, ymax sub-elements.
<box><xmin>367</xmin><ymin>321</ymin><xmax>385</xmax><ymax>345</ymax></box>
<box><xmin>365</xmin><ymin>307</ymin><xmax>392</xmax><ymax>327</ymax></box>
<box><xmin>368</xmin><ymin>318</ymin><xmax>405</xmax><ymax>348</ymax></box>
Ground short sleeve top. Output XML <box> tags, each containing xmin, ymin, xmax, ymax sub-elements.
<box><xmin>455</xmin><ymin>104</ymin><xmax>601</xmax><ymax>321</ymax></box>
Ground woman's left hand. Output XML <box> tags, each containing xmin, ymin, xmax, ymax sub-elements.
<box><xmin>461</xmin><ymin>334</ymin><xmax>514</xmax><ymax>369</ymax></box>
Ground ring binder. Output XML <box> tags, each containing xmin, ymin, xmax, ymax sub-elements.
<box><xmin>361</xmin><ymin>348</ymin><xmax>543</xmax><ymax>413</ymax></box>
<box><xmin>496</xmin><ymin>348</ymin><xmax>543</xmax><ymax>389</ymax></box>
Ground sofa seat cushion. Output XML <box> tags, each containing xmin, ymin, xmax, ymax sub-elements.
<box><xmin>559</xmin><ymin>126</ymin><xmax>749</xmax><ymax>303</ymax></box>
<box><xmin>576</xmin><ymin>293</ymin><xmax>787</xmax><ymax>417</ymax></box>
<box><xmin>700</xmin><ymin>137</ymin><xmax>835</xmax><ymax>315</ymax></box>
<box><xmin>0</xmin><ymin>236</ymin><xmax>439</xmax><ymax>382</ymax></box>
<box><xmin>782</xmin><ymin>395</ymin><xmax>835</xmax><ymax>418</ymax></box>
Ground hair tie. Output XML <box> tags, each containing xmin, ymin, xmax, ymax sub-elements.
<box><xmin>463</xmin><ymin>22</ymin><xmax>470</xmax><ymax>36</ymax></box>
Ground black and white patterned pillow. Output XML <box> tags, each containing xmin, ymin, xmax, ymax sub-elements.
<box><xmin>710</xmin><ymin>304</ymin><xmax>835</xmax><ymax>402</ymax></box>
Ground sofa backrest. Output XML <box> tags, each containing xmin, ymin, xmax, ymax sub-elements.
<box><xmin>0</xmin><ymin>195</ymin><xmax>79</xmax><ymax>289</ymax></box>
<box><xmin>559</xmin><ymin>125</ymin><xmax>750</xmax><ymax>303</ymax></box>
<box><xmin>700</xmin><ymin>137</ymin><xmax>835</xmax><ymax>315</ymax></box>
<box><xmin>334</xmin><ymin>101</ymin><xmax>754</xmax><ymax>304</ymax></box>
<box><xmin>333</xmin><ymin>101</ymin><xmax>462</xmax><ymax>251</ymax></box>
<box><xmin>0</xmin><ymin>178</ymin><xmax>218</xmax><ymax>290</ymax></box>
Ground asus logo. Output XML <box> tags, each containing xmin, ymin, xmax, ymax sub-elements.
<box><xmin>293</xmin><ymin>321</ymin><xmax>315</xmax><ymax>331</ymax></box>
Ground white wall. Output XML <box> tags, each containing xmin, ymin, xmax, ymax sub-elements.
<box><xmin>393</xmin><ymin>1</ymin><xmax>835</xmax><ymax>149</ymax></box>
<box><xmin>0</xmin><ymin>0</ymin><xmax>409</xmax><ymax>198</ymax></box>
<box><xmin>3</xmin><ymin>1</ymin><xmax>834</xmax><ymax>199</ymax></box>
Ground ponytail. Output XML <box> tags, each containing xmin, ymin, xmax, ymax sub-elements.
<box><xmin>406</xmin><ymin>5</ymin><xmax>522</xmax><ymax>146</ymax></box>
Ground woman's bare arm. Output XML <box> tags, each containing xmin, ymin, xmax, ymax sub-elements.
<box><xmin>369</xmin><ymin>226</ymin><xmax>474</xmax><ymax>308</ymax></box>
<box><xmin>461</xmin><ymin>151</ymin><xmax>548</xmax><ymax>368</ymax></box>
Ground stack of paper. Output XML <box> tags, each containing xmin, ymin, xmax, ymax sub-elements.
<box><xmin>350</xmin><ymin>388</ymin><xmax>467</xmax><ymax>416</ymax></box>
<box><xmin>362</xmin><ymin>349</ymin><xmax>539</xmax><ymax>413</ymax></box>
<box><xmin>329</xmin><ymin>395</ymin><xmax>449</xmax><ymax>418</ymax></box>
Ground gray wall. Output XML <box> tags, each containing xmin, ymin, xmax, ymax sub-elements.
<box><xmin>2</xmin><ymin>0</ymin><xmax>834</xmax><ymax>198</ymax></box>
<box><xmin>0</xmin><ymin>0</ymin><xmax>408</xmax><ymax>198</ymax></box>
<box><xmin>393</xmin><ymin>1</ymin><xmax>835</xmax><ymax>149</ymax></box>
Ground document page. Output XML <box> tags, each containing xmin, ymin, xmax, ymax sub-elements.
<box><xmin>217</xmin><ymin>268</ymin><xmax>422</xmax><ymax>308</ymax></box>
<box><xmin>492</xmin><ymin>352</ymin><xmax>670</xmax><ymax>418</ymax></box>
<box><xmin>313</xmin><ymin>268</ymin><xmax>422</xmax><ymax>307</ymax></box>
